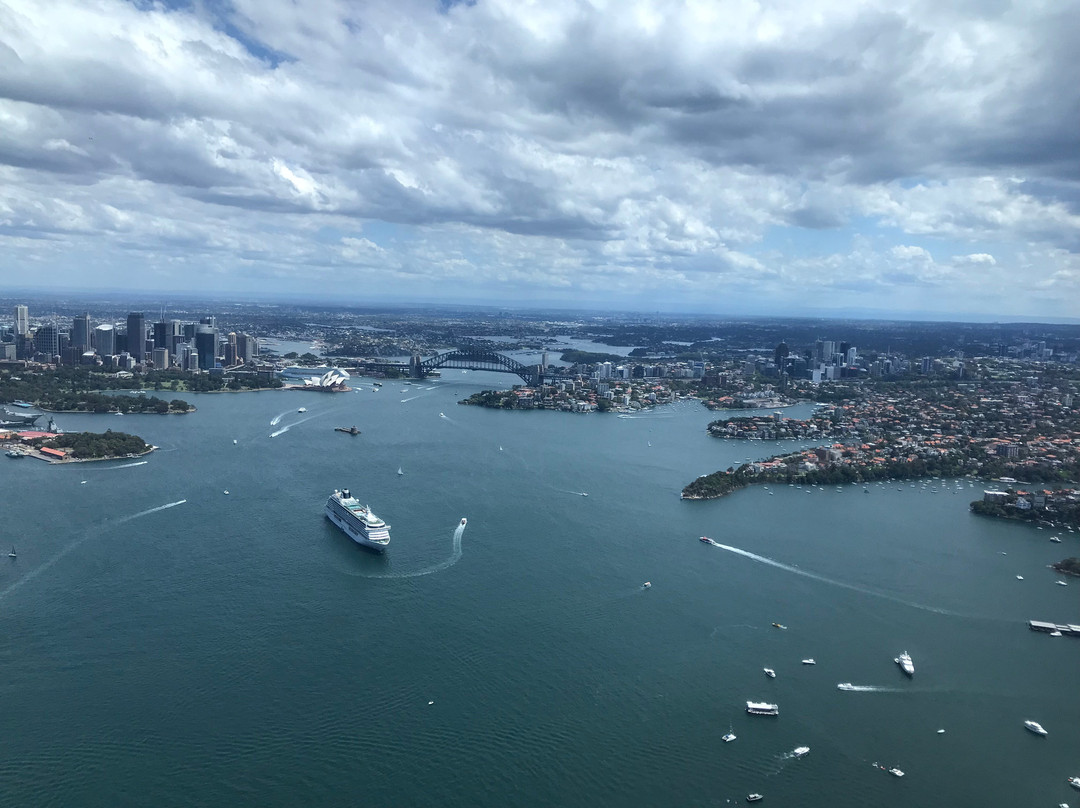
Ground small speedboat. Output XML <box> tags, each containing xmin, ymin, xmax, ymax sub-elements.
<box><xmin>642</xmin><ymin>582</ymin><xmax>651</xmax><ymax>589</ymax></box>
<box><xmin>223</xmin><ymin>490</ymin><xmax>229</xmax><ymax>495</ymax></box>
<box><xmin>837</xmin><ymin>682</ymin><xmax>855</xmax><ymax>691</ymax></box>
<box><xmin>1016</xmin><ymin>575</ymin><xmax>1024</xmax><ymax>580</ymax></box>
<box><xmin>439</xmin><ymin>412</ymin><xmax>446</xmax><ymax>418</ymax></box>
<box><xmin>1068</xmin><ymin>776</ymin><xmax>1080</xmax><ymax>790</ymax></box>
<box><xmin>792</xmin><ymin>746</ymin><xmax>809</xmax><ymax>757</ymax></box>
<box><xmin>763</xmin><ymin>668</ymin><xmax>776</xmax><ymax>678</ymax></box>
<box><xmin>771</xmin><ymin>623</ymin><xmax>787</xmax><ymax>630</ymax></box>
<box><xmin>1056</xmin><ymin>580</ymin><xmax>1068</xmax><ymax>586</ymax></box>
<box><xmin>1024</xmin><ymin>720</ymin><xmax>1048</xmax><ymax>736</ymax></box>
<box><xmin>232</xmin><ymin>439</ymin><xmax>237</xmax><ymax>445</ymax></box>
<box><xmin>801</xmin><ymin>659</ymin><xmax>816</xmax><ymax>665</ymax></box>
<box><xmin>460</xmin><ymin>517</ymin><xmax>467</xmax><ymax>527</ymax></box>
<box><xmin>1050</xmin><ymin>630</ymin><xmax>1063</xmax><ymax>637</ymax></box>
<box><xmin>1051</xmin><ymin>536</ymin><xmax>1062</xmax><ymax>543</ymax></box>
<box><xmin>889</xmin><ymin>767</ymin><xmax>905</xmax><ymax>777</ymax></box>
<box><xmin>699</xmin><ymin>536</ymin><xmax>718</xmax><ymax>546</ymax></box>
<box><xmin>297</xmin><ymin>407</ymin><xmax>307</xmax><ymax>413</ymax></box>
<box><xmin>747</xmin><ymin>795</ymin><xmax>763</xmax><ymax>803</ymax></box>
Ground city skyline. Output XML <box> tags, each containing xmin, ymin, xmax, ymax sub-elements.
<box><xmin>2</xmin><ymin>0</ymin><xmax>1078</xmax><ymax>319</ymax></box>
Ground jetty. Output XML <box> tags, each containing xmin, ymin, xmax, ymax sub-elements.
<box><xmin>334</xmin><ymin>426</ymin><xmax>361</xmax><ymax>435</ymax></box>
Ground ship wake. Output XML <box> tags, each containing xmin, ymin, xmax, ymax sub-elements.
<box><xmin>710</xmin><ymin>542</ymin><xmax>955</xmax><ymax>616</ymax></box>
<box><xmin>0</xmin><ymin>499</ymin><xmax>187</xmax><ymax>602</ymax></box>
<box><xmin>366</xmin><ymin>522</ymin><xmax>466</xmax><ymax>579</ymax></box>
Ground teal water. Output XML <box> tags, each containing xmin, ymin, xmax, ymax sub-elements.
<box><xmin>1</xmin><ymin>374</ymin><xmax>1078</xmax><ymax>807</ymax></box>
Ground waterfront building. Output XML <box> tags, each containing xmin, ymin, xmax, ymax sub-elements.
<box><xmin>94</xmin><ymin>323</ymin><xmax>116</xmax><ymax>356</ymax></box>
<box><xmin>127</xmin><ymin>313</ymin><xmax>146</xmax><ymax>362</ymax></box>
<box><xmin>72</xmin><ymin>313</ymin><xmax>92</xmax><ymax>353</ymax></box>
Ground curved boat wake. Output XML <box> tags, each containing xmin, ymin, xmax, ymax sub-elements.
<box><xmin>270</xmin><ymin>410</ymin><xmax>291</xmax><ymax>426</ymax></box>
<box><xmin>269</xmin><ymin>413</ymin><xmax>320</xmax><ymax>438</ymax></box>
<box><xmin>365</xmin><ymin>523</ymin><xmax>466</xmax><ymax>579</ymax></box>
<box><xmin>99</xmin><ymin>460</ymin><xmax>149</xmax><ymax>470</ymax></box>
<box><xmin>0</xmin><ymin>499</ymin><xmax>187</xmax><ymax>602</ymax></box>
<box><xmin>710</xmin><ymin>542</ymin><xmax>957</xmax><ymax>616</ymax></box>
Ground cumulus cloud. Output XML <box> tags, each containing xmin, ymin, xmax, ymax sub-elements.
<box><xmin>0</xmin><ymin>0</ymin><xmax>1078</xmax><ymax>316</ymax></box>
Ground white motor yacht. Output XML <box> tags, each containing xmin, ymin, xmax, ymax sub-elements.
<box><xmin>792</xmin><ymin>746</ymin><xmax>809</xmax><ymax>757</ymax></box>
<box><xmin>1069</xmin><ymin>776</ymin><xmax>1080</xmax><ymax>790</ymax></box>
<box><xmin>1024</xmin><ymin>720</ymin><xmax>1048</xmax><ymax>736</ymax></box>
<box><xmin>763</xmin><ymin>668</ymin><xmax>776</xmax><ymax>678</ymax></box>
<box><xmin>801</xmin><ymin>658</ymin><xmax>816</xmax><ymax>665</ymax></box>
<box><xmin>895</xmin><ymin>651</ymin><xmax>915</xmax><ymax>676</ymax></box>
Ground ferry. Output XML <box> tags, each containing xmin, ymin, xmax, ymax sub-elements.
<box><xmin>895</xmin><ymin>651</ymin><xmax>915</xmax><ymax>677</ymax></box>
<box><xmin>325</xmin><ymin>488</ymin><xmax>391</xmax><ymax>551</ymax></box>
<box><xmin>746</xmin><ymin>701</ymin><xmax>779</xmax><ymax>716</ymax></box>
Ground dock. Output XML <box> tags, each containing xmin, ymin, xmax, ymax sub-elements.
<box><xmin>1029</xmin><ymin>620</ymin><xmax>1080</xmax><ymax>637</ymax></box>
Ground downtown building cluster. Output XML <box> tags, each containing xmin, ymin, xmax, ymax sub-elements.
<box><xmin>1</xmin><ymin>305</ymin><xmax>259</xmax><ymax>371</ymax></box>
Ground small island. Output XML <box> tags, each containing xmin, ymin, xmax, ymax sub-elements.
<box><xmin>7</xmin><ymin>430</ymin><xmax>153</xmax><ymax>463</ymax></box>
<box><xmin>1051</xmin><ymin>558</ymin><xmax>1080</xmax><ymax>578</ymax></box>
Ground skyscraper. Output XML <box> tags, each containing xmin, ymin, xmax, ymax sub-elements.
<box><xmin>14</xmin><ymin>305</ymin><xmax>28</xmax><ymax>335</ymax></box>
<box><xmin>72</xmin><ymin>313</ymin><xmax>92</xmax><ymax>352</ymax></box>
<box><xmin>94</xmin><ymin>323</ymin><xmax>116</xmax><ymax>356</ymax></box>
<box><xmin>195</xmin><ymin>324</ymin><xmax>217</xmax><ymax>370</ymax></box>
<box><xmin>33</xmin><ymin>323</ymin><xmax>59</xmax><ymax>358</ymax></box>
<box><xmin>126</xmin><ymin>313</ymin><xmax>146</xmax><ymax>362</ymax></box>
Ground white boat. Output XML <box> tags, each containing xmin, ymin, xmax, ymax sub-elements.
<box><xmin>297</xmin><ymin>407</ymin><xmax>307</xmax><ymax>413</ymax></box>
<box><xmin>1056</xmin><ymin>580</ymin><xmax>1068</xmax><ymax>586</ymax></box>
<box><xmin>642</xmin><ymin>581</ymin><xmax>651</xmax><ymax>589</ymax></box>
<box><xmin>325</xmin><ymin>488</ymin><xmax>391</xmax><ymax>551</ymax></box>
<box><xmin>397</xmin><ymin>467</ymin><xmax>404</xmax><ymax>476</ymax></box>
<box><xmin>747</xmin><ymin>795</ymin><xmax>763</xmax><ymax>803</ymax></box>
<box><xmin>1051</xmin><ymin>630</ymin><xmax>1063</xmax><ymax>637</ymax></box>
<box><xmin>460</xmin><ymin>517</ymin><xmax>467</xmax><ymax>527</ymax></box>
<box><xmin>889</xmin><ymin>767</ymin><xmax>905</xmax><ymax>777</ymax></box>
<box><xmin>837</xmin><ymin>682</ymin><xmax>856</xmax><ymax>691</ymax></box>
<box><xmin>1051</xmin><ymin>536</ymin><xmax>1062</xmax><ymax>543</ymax></box>
<box><xmin>763</xmin><ymin>668</ymin><xmax>776</xmax><ymax>678</ymax></box>
<box><xmin>1024</xmin><ymin>720</ymin><xmax>1048</xmax><ymax>736</ymax></box>
<box><xmin>746</xmin><ymin>701</ymin><xmax>779</xmax><ymax>716</ymax></box>
<box><xmin>223</xmin><ymin>490</ymin><xmax>229</xmax><ymax>495</ymax></box>
<box><xmin>801</xmin><ymin>658</ymin><xmax>816</xmax><ymax>665</ymax></box>
<box><xmin>232</xmin><ymin>439</ymin><xmax>237</xmax><ymax>444</ymax></box>
<box><xmin>7</xmin><ymin>546</ymin><xmax>15</xmax><ymax>558</ymax></box>
<box><xmin>1017</xmin><ymin>575</ymin><xmax>1024</xmax><ymax>580</ymax></box>
<box><xmin>439</xmin><ymin>412</ymin><xmax>446</xmax><ymax>418</ymax></box>
<box><xmin>1068</xmin><ymin>777</ymin><xmax>1080</xmax><ymax>790</ymax></box>
<box><xmin>895</xmin><ymin>651</ymin><xmax>915</xmax><ymax>676</ymax></box>
<box><xmin>722</xmin><ymin>726</ymin><xmax>736</xmax><ymax>743</ymax></box>
<box><xmin>792</xmin><ymin>746</ymin><xmax>809</xmax><ymax>757</ymax></box>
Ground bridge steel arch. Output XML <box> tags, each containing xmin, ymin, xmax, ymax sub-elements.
<box><xmin>414</xmin><ymin>350</ymin><xmax>543</xmax><ymax>386</ymax></box>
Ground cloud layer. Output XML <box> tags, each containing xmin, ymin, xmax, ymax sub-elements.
<box><xmin>1</xmin><ymin>0</ymin><xmax>1078</xmax><ymax>316</ymax></box>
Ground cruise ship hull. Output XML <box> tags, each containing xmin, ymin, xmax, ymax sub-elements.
<box><xmin>326</xmin><ymin>508</ymin><xmax>389</xmax><ymax>552</ymax></box>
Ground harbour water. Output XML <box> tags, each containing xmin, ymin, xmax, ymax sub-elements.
<box><xmin>1</xmin><ymin>374</ymin><xmax>1078</xmax><ymax>807</ymax></box>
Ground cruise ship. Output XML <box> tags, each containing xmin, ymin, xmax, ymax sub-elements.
<box><xmin>325</xmin><ymin>489</ymin><xmax>391</xmax><ymax>551</ymax></box>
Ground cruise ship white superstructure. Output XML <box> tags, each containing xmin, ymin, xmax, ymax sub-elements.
<box><xmin>326</xmin><ymin>489</ymin><xmax>391</xmax><ymax>551</ymax></box>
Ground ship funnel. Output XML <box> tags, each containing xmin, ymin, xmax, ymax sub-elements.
<box><xmin>342</xmin><ymin>489</ymin><xmax>350</xmax><ymax>498</ymax></box>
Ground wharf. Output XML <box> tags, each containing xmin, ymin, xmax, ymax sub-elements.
<box><xmin>1029</xmin><ymin>620</ymin><xmax>1080</xmax><ymax>637</ymax></box>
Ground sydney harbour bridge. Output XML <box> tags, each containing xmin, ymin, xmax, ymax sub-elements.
<box><xmin>356</xmin><ymin>349</ymin><xmax>569</xmax><ymax>387</ymax></box>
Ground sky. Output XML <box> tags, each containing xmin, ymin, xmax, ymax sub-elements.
<box><xmin>1</xmin><ymin>0</ymin><xmax>1079</xmax><ymax>319</ymax></box>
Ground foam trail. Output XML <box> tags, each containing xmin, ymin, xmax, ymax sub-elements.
<box><xmin>270</xmin><ymin>411</ymin><xmax>290</xmax><ymax>426</ymax></box>
<box><xmin>366</xmin><ymin>523</ymin><xmax>465</xmax><ymax>579</ymax></box>
<box><xmin>269</xmin><ymin>413</ymin><xmax>320</xmax><ymax>438</ymax></box>
<box><xmin>0</xmin><ymin>500</ymin><xmax>187</xmax><ymax>602</ymax></box>
<box><xmin>97</xmin><ymin>460</ymin><xmax>149</xmax><ymax>470</ymax></box>
<box><xmin>837</xmin><ymin>684</ymin><xmax>902</xmax><ymax>693</ymax></box>
<box><xmin>400</xmin><ymin>396</ymin><xmax>422</xmax><ymax>402</ymax></box>
<box><xmin>711</xmin><ymin>542</ymin><xmax>954</xmax><ymax>615</ymax></box>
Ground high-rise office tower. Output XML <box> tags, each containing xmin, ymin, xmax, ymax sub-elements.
<box><xmin>14</xmin><ymin>305</ymin><xmax>29</xmax><ymax>335</ymax></box>
<box><xmin>94</xmin><ymin>323</ymin><xmax>116</xmax><ymax>356</ymax></box>
<box><xmin>127</xmin><ymin>313</ymin><xmax>146</xmax><ymax>362</ymax></box>
<box><xmin>195</xmin><ymin>324</ymin><xmax>217</xmax><ymax>370</ymax></box>
<box><xmin>33</xmin><ymin>324</ymin><xmax>60</xmax><ymax>358</ymax></box>
<box><xmin>72</xmin><ymin>313</ymin><xmax>92</xmax><ymax>352</ymax></box>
